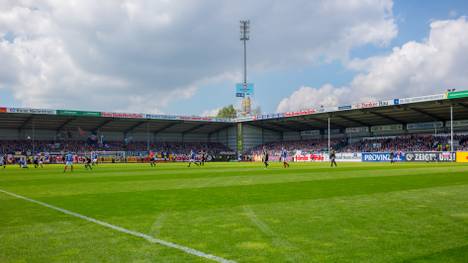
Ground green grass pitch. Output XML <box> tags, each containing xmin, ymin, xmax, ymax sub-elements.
<box><xmin>1</xmin><ymin>162</ymin><xmax>467</xmax><ymax>262</ymax></box>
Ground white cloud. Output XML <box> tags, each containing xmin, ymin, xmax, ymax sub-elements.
<box><xmin>277</xmin><ymin>17</ymin><xmax>468</xmax><ymax>112</ymax></box>
<box><xmin>277</xmin><ymin>84</ymin><xmax>349</xmax><ymax>112</ymax></box>
<box><xmin>0</xmin><ymin>0</ymin><xmax>396</xmax><ymax>112</ymax></box>
<box><xmin>201</xmin><ymin>107</ymin><xmax>221</xmax><ymax>117</ymax></box>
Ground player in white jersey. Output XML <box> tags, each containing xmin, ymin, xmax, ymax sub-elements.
<box><xmin>187</xmin><ymin>149</ymin><xmax>199</xmax><ymax>167</ymax></box>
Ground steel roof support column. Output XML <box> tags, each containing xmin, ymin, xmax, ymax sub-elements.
<box><xmin>451</xmin><ymin>104</ymin><xmax>454</xmax><ymax>151</ymax></box>
<box><xmin>327</xmin><ymin>117</ymin><xmax>331</xmax><ymax>153</ymax></box>
<box><xmin>32</xmin><ymin>119</ymin><xmax>35</xmax><ymax>155</ymax></box>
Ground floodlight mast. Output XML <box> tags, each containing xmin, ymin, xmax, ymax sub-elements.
<box><xmin>240</xmin><ymin>20</ymin><xmax>249</xmax><ymax>86</ymax></box>
<box><xmin>240</xmin><ymin>20</ymin><xmax>251</xmax><ymax>116</ymax></box>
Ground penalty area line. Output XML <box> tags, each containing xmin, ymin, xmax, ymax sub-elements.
<box><xmin>0</xmin><ymin>188</ymin><xmax>235</xmax><ymax>263</ymax></box>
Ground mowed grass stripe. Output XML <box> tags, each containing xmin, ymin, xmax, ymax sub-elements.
<box><xmin>2</xmin><ymin>163</ymin><xmax>468</xmax><ymax>187</ymax></box>
<box><xmin>9</xmin><ymin>171</ymin><xmax>464</xmax><ymax>218</ymax></box>
<box><xmin>4</xmin><ymin>165</ymin><xmax>468</xmax><ymax>198</ymax></box>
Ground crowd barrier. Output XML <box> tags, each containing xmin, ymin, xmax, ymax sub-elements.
<box><xmin>362</xmin><ymin>152</ymin><xmax>456</xmax><ymax>162</ymax></box>
<box><xmin>290</xmin><ymin>151</ymin><xmax>466</xmax><ymax>163</ymax></box>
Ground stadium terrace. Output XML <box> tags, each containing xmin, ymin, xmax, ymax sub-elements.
<box><xmin>0</xmin><ymin>90</ymin><xmax>468</xmax><ymax>162</ymax></box>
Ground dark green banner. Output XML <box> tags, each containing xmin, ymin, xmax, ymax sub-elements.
<box><xmin>448</xmin><ymin>90</ymin><xmax>468</xmax><ymax>99</ymax></box>
<box><xmin>57</xmin><ymin>110</ymin><xmax>101</xmax><ymax>117</ymax></box>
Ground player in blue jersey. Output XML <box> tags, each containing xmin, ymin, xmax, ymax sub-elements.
<box><xmin>91</xmin><ymin>151</ymin><xmax>98</xmax><ymax>166</ymax></box>
<box><xmin>281</xmin><ymin>147</ymin><xmax>290</xmax><ymax>168</ymax></box>
<box><xmin>0</xmin><ymin>154</ymin><xmax>6</xmax><ymax>168</ymax></box>
<box><xmin>63</xmin><ymin>152</ymin><xmax>74</xmax><ymax>172</ymax></box>
<box><xmin>187</xmin><ymin>149</ymin><xmax>199</xmax><ymax>167</ymax></box>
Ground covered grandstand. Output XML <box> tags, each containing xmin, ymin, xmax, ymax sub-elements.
<box><xmin>0</xmin><ymin>90</ymin><xmax>467</xmax><ymax>156</ymax></box>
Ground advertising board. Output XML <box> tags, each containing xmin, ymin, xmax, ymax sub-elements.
<box><xmin>300</xmin><ymin>130</ymin><xmax>321</xmax><ymax>136</ymax></box>
<box><xmin>399</xmin><ymin>94</ymin><xmax>446</xmax><ymax>104</ymax></box>
<box><xmin>8</xmin><ymin>107</ymin><xmax>56</xmax><ymax>115</ymax></box>
<box><xmin>362</xmin><ymin>152</ymin><xmax>405</xmax><ymax>162</ymax></box>
<box><xmin>57</xmin><ymin>110</ymin><xmax>100</xmax><ymax>117</ymax></box>
<box><xmin>404</xmin><ymin>152</ymin><xmax>455</xmax><ymax>162</ymax></box>
<box><xmin>447</xmin><ymin>90</ymin><xmax>468</xmax><ymax>99</ymax></box>
<box><xmin>294</xmin><ymin>153</ymin><xmax>327</xmax><ymax>162</ymax></box>
<box><xmin>407</xmin><ymin>122</ymin><xmax>443</xmax><ymax>130</ymax></box>
<box><xmin>456</xmin><ymin>152</ymin><xmax>468</xmax><ymax>163</ymax></box>
<box><xmin>346</xmin><ymin>126</ymin><xmax>369</xmax><ymax>134</ymax></box>
<box><xmin>101</xmin><ymin>112</ymin><xmax>144</xmax><ymax>118</ymax></box>
<box><xmin>335</xmin><ymin>152</ymin><xmax>362</xmax><ymax>162</ymax></box>
<box><xmin>371</xmin><ymin>124</ymin><xmax>403</xmax><ymax>132</ymax></box>
<box><xmin>445</xmin><ymin>119</ymin><xmax>468</xmax><ymax>128</ymax></box>
<box><xmin>362</xmin><ymin>152</ymin><xmax>455</xmax><ymax>162</ymax></box>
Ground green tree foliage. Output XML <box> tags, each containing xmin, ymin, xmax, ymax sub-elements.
<box><xmin>216</xmin><ymin>105</ymin><xmax>237</xmax><ymax>118</ymax></box>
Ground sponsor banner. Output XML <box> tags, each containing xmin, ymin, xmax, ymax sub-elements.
<box><xmin>101</xmin><ymin>112</ymin><xmax>144</xmax><ymax>118</ymax></box>
<box><xmin>57</xmin><ymin>110</ymin><xmax>100</xmax><ymax>117</ymax></box>
<box><xmin>456</xmin><ymin>152</ymin><xmax>468</xmax><ymax>163</ymax></box>
<box><xmin>377</xmin><ymin>99</ymin><xmax>395</xmax><ymax>107</ymax></box>
<box><xmin>284</xmin><ymin>109</ymin><xmax>316</xmax><ymax>117</ymax></box>
<box><xmin>362</xmin><ymin>152</ymin><xmax>455</xmax><ymax>162</ymax></box>
<box><xmin>338</xmin><ymin>105</ymin><xmax>352</xmax><ymax>111</ymax></box>
<box><xmin>293</xmin><ymin>152</ymin><xmax>362</xmax><ymax>162</ymax></box>
<box><xmin>294</xmin><ymin>153</ymin><xmax>328</xmax><ymax>162</ymax></box>
<box><xmin>145</xmin><ymin>114</ymin><xmax>178</xmax><ymax>120</ymax></box>
<box><xmin>300</xmin><ymin>130</ymin><xmax>321</xmax><ymax>136</ymax></box>
<box><xmin>346</xmin><ymin>126</ymin><xmax>369</xmax><ymax>134</ymax></box>
<box><xmin>371</xmin><ymin>124</ymin><xmax>403</xmax><ymax>132</ymax></box>
<box><xmin>399</xmin><ymin>94</ymin><xmax>446</xmax><ymax>104</ymax></box>
<box><xmin>352</xmin><ymin>101</ymin><xmax>378</xmax><ymax>109</ymax></box>
<box><xmin>257</xmin><ymin>113</ymin><xmax>285</xmax><ymax>119</ymax></box>
<box><xmin>405</xmin><ymin>152</ymin><xmax>455</xmax><ymax>162</ymax></box>
<box><xmin>7</xmin><ymin>107</ymin><xmax>56</xmax><ymax>115</ymax></box>
<box><xmin>0</xmin><ymin>107</ymin><xmax>6</xmax><ymax>113</ymax></box>
<box><xmin>179</xmin><ymin>116</ymin><xmax>218</xmax><ymax>121</ymax></box>
<box><xmin>236</xmin><ymin>116</ymin><xmax>255</xmax><ymax>122</ymax></box>
<box><xmin>447</xmin><ymin>90</ymin><xmax>468</xmax><ymax>99</ymax></box>
<box><xmin>362</xmin><ymin>152</ymin><xmax>405</xmax><ymax>162</ymax></box>
<box><xmin>336</xmin><ymin>152</ymin><xmax>362</xmax><ymax>162</ymax></box>
<box><xmin>407</xmin><ymin>121</ymin><xmax>443</xmax><ymax>130</ymax></box>
<box><xmin>446</xmin><ymin>119</ymin><xmax>468</xmax><ymax>128</ymax></box>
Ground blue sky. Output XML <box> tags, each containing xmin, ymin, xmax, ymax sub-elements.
<box><xmin>178</xmin><ymin>0</ymin><xmax>468</xmax><ymax>115</ymax></box>
<box><xmin>1</xmin><ymin>1</ymin><xmax>468</xmax><ymax>116</ymax></box>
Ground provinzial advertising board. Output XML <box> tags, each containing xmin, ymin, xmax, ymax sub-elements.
<box><xmin>362</xmin><ymin>152</ymin><xmax>455</xmax><ymax>162</ymax></box>
<box><xmin>362</xmin><ymin>152</ymin><xmax>405</xmax><ymax>162</ymax></box>
<box><xmin>404</xmin><ymin>152</ymin><xmax>455</xmax><ymax>162</ymax></box>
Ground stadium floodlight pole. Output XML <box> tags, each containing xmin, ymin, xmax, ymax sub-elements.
<box><xmin>240</xmin><ymin>20</ymin><xmax>251</xmax><ymax>115</ymax></box>
<box><xmin>451</xmin><ymin>104</ymin><xmax>454</xmax><ymax>151</ymax></box>
<box><xmin>240</xmin><ymin>20</ymin><xmax>250</xmax><ymax>86</ymax></box>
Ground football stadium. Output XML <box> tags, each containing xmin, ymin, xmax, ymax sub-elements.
<box><xmin>1</xmin><ymin>1</ymin><xmax>468</xmax><ymax>263</ymax></box>
<box><xmin>1</xmin><ymin>90</ymin><xmax>468</xmax><ymax>262</ymax></box>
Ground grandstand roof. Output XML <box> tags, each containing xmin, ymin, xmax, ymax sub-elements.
<box><xmin>245</xmin><ymin>96</ymin><xmax>468</xmax><ymax>132</ymax></box>
<box><xmin>0</xmin><ymin>90</ymin><xmax>467</xmax><ymax>133</ymax></box>
<box><xmin>0</xmin><ymin>113</ymin><xmax>233</xmax><ymax>134</ymax></box>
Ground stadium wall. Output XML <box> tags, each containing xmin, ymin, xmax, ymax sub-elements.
<box><xmin>242</xmin><ymin>124</ymin><xmax>281</xmax><ymax>150</ymax></box>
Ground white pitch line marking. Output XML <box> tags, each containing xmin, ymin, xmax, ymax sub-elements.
<box><xmin>0</xmin><ymin>189</ymin><xmax>235</xmax><ymax>263</ymax></box>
